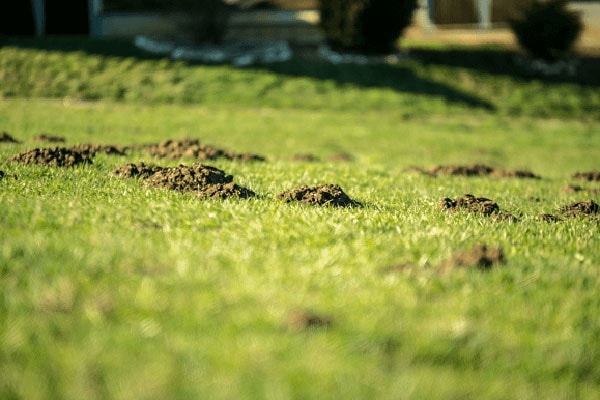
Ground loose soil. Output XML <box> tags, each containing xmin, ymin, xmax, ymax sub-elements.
<box><xmin>69</xmin><ymin>143</ymin><xmax>127</xmax><ymax>157</ymax></box>
<box><xmin>440</xmin><ymin>244</ymin><xmax>504</xmax><ymax>270</ymax></box>
<box><xmin>8</xmin><ymin>147</ymin><xmax>92</xmax><ymax>167</ymax></box>
<box><xmin>440</xmin><ymin>194</ymin><xmax>517</xmax><ymax>221</ymax></box>
<box><xmin>540</xmin><ymin>199</ymin><xmax>599</xmax><ymax>221</ymax></box>
<box><xmin>409</xmin><ymin>164</ymin><xmax>540</xmax><ymax>179</ymax></box>
<box><xmin>328</xmin><ymin>152</ymin><xmax>354</xmax><ymax>162</ymax></box>
<box><xmin>292</xmin><ymin>153</ymin><xmax>320</xmax><ymax>162</ymax></box>
<box><xmin>33</xmin><ymin>134</ymin><xmax>66</xmax><ymax>143</ymax></box>
<box><xmin>562</xmin><ymin>184</ymin><xmax>600</xmax><ymax>194</ymax></box>
<box><xmin>287</xmin><ymin>310</ymin><xmax>333</xmax><ymax>331</ymax></box>
<box><xmin>113</xmin><ymin>162</ymin><xmax>255</xmax><ymax>200</ymax></box>
<box><xmin>0</xmin><ymin>132</ymin><xmax>21</xmax><ymax>143</ymax></box>
<box><xmin>572</xmin><ymin>170</ymin><xmax>600</xmax><ymax>182</ymax></box>
<box><xmin>384</xmin><ymin>244</ymin><xmax>505</xmax><ymax>274</ymax></box>
<box><xmin>138</xmin><ymin>138</ymin><xmax>266</xmax><ymax>162</ymax></box>
<box><xmin>276</xmin><ymin>184</ymin><xmax>362</xmax><ymax>207</ymax></box>
<box><xmin>111</xmin><ymin>162</ymin><xmax>164</xmax><ymax>180</ymax></box>
<box><xmin>557</xmin><ymin>199</ymin><xmax>599</xmax><ymax>218</ymax></box>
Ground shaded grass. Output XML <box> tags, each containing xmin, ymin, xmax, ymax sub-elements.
<box><xmin>1</xmin><ymin>37</ymin><xmax>599</xmax><ymax>120</ymax></box>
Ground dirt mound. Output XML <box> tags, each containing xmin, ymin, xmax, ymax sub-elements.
<box><xmin>441</xmin><ymin>244</ymin><xmax>504</xmax><ymax>270</ymax></box>
<box><xmin>557</xmin><ymin>199</ymin><xmax>599</xmax><ymax>218</ymax></box>
<box><xmin>111</xmin><ymin>162</ymin><xmax>164</xmax><ymax>179</ymax></box>
<box><xmin>116</xmin><ymin>163</ymin><xmax>255</xmax><ymax>199</ymax></box>
<box><xmin>69</xmin><ymin>144</ymin><xmax>127</xmax><ymax>157</ymax></box>
<box><xmin>8</xmin><ymin>147</ymin><xmax>92</xmax><ymax>167</ymax></box>
<box><xmin>33</xmin><ymin>134</ymin><xmax>66</xmax><ymax>143</ymax></box>
<box><xmin>561</xmin><ymin>184</ymin><xmax>600</xmax><ymax>194</ymax></box>
<box><xmin>276</xmin><ymin>184</ymin><xmax>362</xmax><ymax>207</ymax></box>
<box><xmin>0</xmin><ymin>132</ymin><xmax>21</xmax><ymax>143</ymax></box>
<box><xmin>292</xmin><ymin>153</ymin><xmax>320</xmax><ymax>162</ymax></box>
<box><xmin>287</xmin><ymin>310</ymin><xmax>333</xmax><ymax>331</ymax></box>
<box><xmin>383</xmin><ymin>244</ymin><xmax>505</xmax><ymax>274</ymax></box>
<box><xmin>410</xmin><ymin>163</ymin><xmax>540</xmax><ymax>179</ymax></box>
<box><xmin>541</xmin><ymin>199</ymin><xmax>599</xmax><ymax>221</ymax></box>
<box><xmin>572</xmin><ymin>170</ymin><xmax>600</xmax><ymax>182</ymax></box>
<box><xmin>141</xmin><ymin>138</ymin><xmax>265</xmax><ymax>162</ymax></box>
<box><xmin>328</xmin><ymin>152</ymin><xmax>354</xmax><ymax>162</ymax></box>
<box><xmin>440</xmin><ymin>194</ymin><xmax>517</xmax><ymax>221</ymax></box>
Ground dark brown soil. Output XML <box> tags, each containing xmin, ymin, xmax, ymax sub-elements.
<box><xmin>328</xmin><ymin>152</ymin><xmax>354</xmax><ymax>162</ymax></box>
<box><xmin>441</xmin><ymin>244</ymin><xmax>504</xmax><ymax>270</ymax></box>
<box><xmin>539</xmin><ymin>213</ymin><xmax>563</xmax><ymax>222</ymax></box>
<box><xmin>111</xmin><ymin>162</ymin><xmax>164</xmax><ymax>179</ymax></box>
<box><xmin>0</xmin><ymin>132</ymin><xmax>21</xmax><ymax>143</ymax></box>
<box><xmin>287</xmin><ymin>310</ymin><xmax>333</xmax><ymax>331</ymax></box>
<box><xmin>69</xmin><ymin>143</ymin><xmax>127</xmax><ymax>157</ymax></box>
<box><xmin>114</xmin><ymin>162</ymin><xmax>255</xmax><ymax>200</ymax></box>
<box><xmin>561</xmin><ymin>184</ymin><xmax>600</xmax><ymax>194</ymax></box>
<box><xmin>33</xmin><ymin>134</ymin><xmax>66</xmax><ymax>143</ymax></box>
<box><xmin>276</xmin><ymin>184</ymin><xmax>362</xmax><ymax>207</ymax></box>
<box><xmin>410</xmin><ymin>163</ymin><xmax>540</xmax><ymax>179</ymax></box>
<box><xmin>541</xmin><ymin>199</ymin><xmax>599</xmax><ymax>221</ymax></box>
<box><xmin>139</xmin><ymin>138</ymin><xmax>266</xmax><ymax>162</ymax></box>
<box><xmin>292</xmin><ymin>153</ymin><xmax>320</xmax><ymax>162</ymax></box>
<box><xmin>440</xmin><ymin>194</ymin><xmax>517</xmax><ymax>221</ymax></box>
<box><xmin>557</xmin><ymin>199</ymin><xmax>599</xmax><ymax>218</ymax></box>
<box><xmin>8</xmin><ymin>147</ymin><xmax>92</xmax><ymax>167</ymax></box>
<box><xmin>572</xmin><ymin>170</ymin><xmax>600</xmax><ymax>182</ymax></box>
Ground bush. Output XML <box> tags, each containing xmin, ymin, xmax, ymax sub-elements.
<box><xmin>103</xmin><ymin>0</ymin><xmax>233</xmax><ymax>44</ymax></box>
<box><xmin>510</xmin><ymin>0</ymin><xmax>582</xmax><ymax>61</ymax></box>
<box><xmin>319</xmin><ymin>0</ymin><xmax>417</xmax><ymax>54</ymax></box>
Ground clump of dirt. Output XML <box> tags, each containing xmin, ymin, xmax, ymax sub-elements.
<box><xmin>135</xmin><ymin>163</ymin><xmax>255</xmax><ymax>199</ymax></box>
<box><xmin>0</xmin><ymin>132</ymin><xmax>21</xmax><ymax>143</ymax></box>
<box><xmin>69</xmin><ymin>144</ymin><xmax>128</xmax><ymax>157</ymax></box>
<box><xmin>440</xmin><ymin>194</ymin><xmax>517</xmax><ymax>221</ymax></box>
<box><xmin>111</xmin><ymin>162</ymin><xmax>164</xmax><ymax>179</ymax></box>
<box><xmin>541</xmin><ymin>199</ymin><xmax>599</xmax><ymax>221</ymax></box>
<box><xmin>557</xmin><ymin>199</ymin><xmax>599</xmax><ymax>218</ymax></box>
<box><xmin>539</xmin><ymin>213</ymin><xmax>563</xmax><ymax>222</ymax></box>
<box><xmin>409</xmin><ymin>163</ymin><xmax>540</xmax><ymax>179</ymax></box>
<box><xmin>287</xmin><ymin>310</ymin><xmax>333</xmax><ymax>331</ymax></box>
<box><xmin>292</xmin><ymin>153</ymin><xmax>320</xmax><ymax>162</ymax></box>
<box><xmin>328</xmin><ymin>152</ymin><xmax>354</xmax><ymax>162</ymax></box>
<box><xmin>561</xmin><ymin>184</ymin><xmax>600</xmax><ymax>194</ymax></box>
<box><xmin>441</xmin><ymin>244</ymin><xmax>504</xmax><ymax>270</ymax></box>
<box><xmin>8</xmin><ymin>147</ymin><xmax>92</xmax><ymax>167</ymax></box>
<box><xmin>140</xmin><ymin>138</ymin><xmax>265</xmax><ymax>162</ymax></box>
<box><xmin>383</xmin><ymin>244</ymin><xmax>505</xmax><ymax>274</ymax></box>
<box><xmin>33</xmin><ymin>134</ymin><xmax>66</xmax><ymax>143</ymax></box>
<box><xmin>572</xmin><ymin>170</ymin><xmax>600</xmax><ymax>182</ymax></box>
<box><xmin>276</xmin><ymin>184</ymin><xmax>362</xmax><ymax>207</ymax></box>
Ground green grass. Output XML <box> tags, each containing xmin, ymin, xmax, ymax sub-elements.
<box><xmin>1</xmin><ymin>37</ymin><xmax>600</xmax><ymax>399</ymax></box>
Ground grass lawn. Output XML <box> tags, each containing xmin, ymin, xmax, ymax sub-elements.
<box><xmin>1</xmin><ymin>36</ymin><xmax>600</xmax><ymax>399</ymax></box>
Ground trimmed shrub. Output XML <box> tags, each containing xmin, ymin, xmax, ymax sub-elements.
<box><xmin>103</xmin><ymin>0</ymin><xmax>233</xmax><ymax>44</ymax></box>
<box><xmin>510</xmin><ymin>0</ymin><xmax>582</xmax><ymax>61</ymax></box>
<box><xmin>319</xmin><ymin>0</ymin><xmax>418</xmax><ymax>54</ymax></box>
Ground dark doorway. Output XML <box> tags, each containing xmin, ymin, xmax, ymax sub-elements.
<box><xmin>0</xmin><ymin>2</ymin><xmax>35</xmax><ymax>35</ymax></box>
<box><xmin>45</xmin><ymin>0</ymin><xmax>90</xmax><ymax>35</ymax></box>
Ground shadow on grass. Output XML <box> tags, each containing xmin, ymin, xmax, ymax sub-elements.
<box><xmin>408</xmin><ymin>47</ymin><xmax>600</xmax><ymax>87</ymax></box>
<box><xmin>1</xmin><ymin>35</ymin><xmax>496</xmax><ymax>111</ymax></box>
<box><xmin>260</xmin><ymin>59</ymin><xmax>496</xmax><ymax>110</ymax></box>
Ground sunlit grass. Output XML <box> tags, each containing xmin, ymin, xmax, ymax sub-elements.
<box><xmin>1</xmin><ymin>37</ymin><xmax>600</xmax><ymax>399</ymax></box>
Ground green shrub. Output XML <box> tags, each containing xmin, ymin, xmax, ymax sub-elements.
<box><xmin>103</xmin><ymin>0</ymin><xmax>233</xmax><ymax>44</ymax></box>
<box><xmin>319</xmin><ymin>0</ymin><xmax>417</xmax><ymax>54</ymax></box>
<box><xmin>510</xmin><ymin>0</ymin><xmax>582</xmax><ymax>61</ymax></box>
